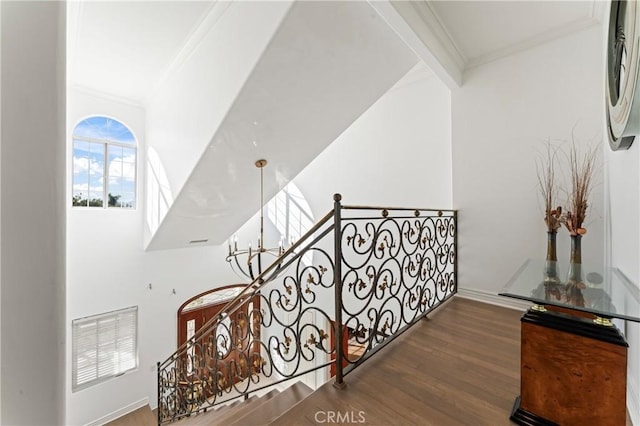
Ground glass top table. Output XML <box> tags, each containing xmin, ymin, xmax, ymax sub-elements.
<box><xmin>499</xmin><ymin>259</ymin><xmax>640</xmax><ymax>323</ymax></box>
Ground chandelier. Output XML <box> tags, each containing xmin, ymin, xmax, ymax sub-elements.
<box><xmin>226</xmin><ymin>159</ymin><xmax>285</xmax><ymax>281</ymax></box>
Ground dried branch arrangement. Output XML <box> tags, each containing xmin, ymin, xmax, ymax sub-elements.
<box><xmin>536</xmin><ymin>142</ymin><xmax>563</xmax><ymax>232</ymax></box>
<box><xmin>563</xmin><ymin>143</ymin><xmax>598</xmax><ymax>236</ymax></box>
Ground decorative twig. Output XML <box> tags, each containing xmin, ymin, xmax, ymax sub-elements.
<box><xmin>562</xmin><ymin>142</ymin><xmax>597</xmax><ymax>236</ymax></box>
<box><xmin>536</xmin><ymin>141</ymin><xmax>563</xmax><ymax>232</ymax></box>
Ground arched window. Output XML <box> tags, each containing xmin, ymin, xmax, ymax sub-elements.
<box><xmin>72</xmin><ymin>116</ymin><xmax>137</xmax><ymax>209</ymax></box>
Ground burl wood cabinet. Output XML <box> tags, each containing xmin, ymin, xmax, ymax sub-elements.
<box><xmin>499</xmin><ymin>260</ymin><xmax>640</xmax><ymax>426</ymax></box>
<box><xmin>511</xmin><ymin>308</ymin><xmax>627</xmax><ymax>426</ymax></box>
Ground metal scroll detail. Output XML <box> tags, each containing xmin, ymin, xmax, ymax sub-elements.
<box><xmin>606</xmin><ymin>0</ymin><xmax>640</xmax><ymax>150</ymax></box>
<box><xmin>339</xmin><ymin>209</ymin><xmax>456</xmax><ymax>371</ymax></box>
<box><xmin>157</xmin><ymin>221</ymin><xmax>337</xmax><ymax>424</ymax></box>
<box><xmin>157</xmin><ymin>199</ymin><xmax>457</xmax><ymax>425</ymax></box>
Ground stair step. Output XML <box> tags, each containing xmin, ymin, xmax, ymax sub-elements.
<box><xmin>176</xmin><ymin>397</ymin><xmax>250</xmax><ymax>426</ymax></box>
<box><xmin>204</xmin><ymin>399</ymin><xmax>243</xmax><ymax>421</ymax></box>
<box><xmin>229</xmin><ymin>382</ymin><xmax>314</xmax><ymax>426</ymax></box>
<box><xmin>210</xmin><ymin>390</ymin><xmax>280</xmax><ymax>426</ymax></box>
<box><xmin>177</xmin><ymin>389</ymin><xmax>280</xmax><ymax>426</ymax></box>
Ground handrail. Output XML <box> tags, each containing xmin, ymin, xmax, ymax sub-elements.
<box><xmin>341</xmin><ymin>204</ymin><xmax>457</xmax><ymax>213</ymax></box>
<box><xmin>157</xmin><ymin>195</ymin><xmax>457</xmax><ymax>424</ymax></box>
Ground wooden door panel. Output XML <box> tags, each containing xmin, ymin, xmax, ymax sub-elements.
<box><xmin>177</xmin><ymin>288</ymin><xmax>263</xmax><ymax>395</ymax></box>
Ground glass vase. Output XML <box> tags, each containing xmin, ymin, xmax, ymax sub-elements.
<box><xmin>566</xmin><ymin>234</ymin><xmax>585</xmax><ymax>307</ymax></box>
<box><xmin>567</xmin><ymin>234</ymin><xmax>583</xmax><ymax>283</ymax></box>
<box><xmin>543</xmin><ymin>231</ymin><xmax>561</xmax><ymax>285</ymax></box>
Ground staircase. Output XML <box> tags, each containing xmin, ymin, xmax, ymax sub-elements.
<box><xmin>177</xmin><ymin>382</ymin><xmax>313</xmax><ymax>426</ymax></box>
<box><xmin>157</xmin><ymin>197</ymin><xmax>458</xmax><ymax>425</ymax></box>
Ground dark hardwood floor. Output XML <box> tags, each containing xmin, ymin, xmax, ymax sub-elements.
<box><xmin>110</xmin><ymin>297</ymin><xmax>633</xmax><ymax>425</ymax></box>
<box><xmin>272</xmin><ymin>297</ymin><xmax>524</xmax><ymax>426</ymax></box>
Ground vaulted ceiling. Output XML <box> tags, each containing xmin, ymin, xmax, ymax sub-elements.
<box><xmin>67</xmin><ymin>1</ymin><xmax>606</xmax><ymax>250</ymax></box>
<box><xmin>68</xmin><ymin>1</ymin><xmax>605</xmax><ymax>104</ymax></box>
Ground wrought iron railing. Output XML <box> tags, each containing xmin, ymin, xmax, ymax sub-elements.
<box><xmin>157</xmin><ymin>194</ymin><xmax>457</xmax><ymax>424</ymax></box>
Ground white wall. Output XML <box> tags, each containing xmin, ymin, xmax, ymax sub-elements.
<box><xmin>0</xmin><ymin>3</ymin><xmax>3</xmax><ymax>421</ymax></box>
<box><xmin>293</xmin><ymin>60</ymin><xmax>452</xmax><ymax>317</ymax></box>
<box><xmin>1</xmin><ymin>2</ymin><xmax>66</xmax><ymax>424</ymax></box>
<box><xmin>452</xmin><ymin>25</ymin><xmax>605</xmax><ymax>300</ymax></box>
<box><xmin>607</xmin><ymin>139</ymin><xmax>640</xmax><ymax>425</ymax></box>
<box><xmin>294</xmin><ymin>62</ymin><xmax>452</xmax><ymax>212</ymax></box>
<box><xmin>66</xmin><ymin>89</ymin><xmax>241</xmax><ymax>425</ymax></box>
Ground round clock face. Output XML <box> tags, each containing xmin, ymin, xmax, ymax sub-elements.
<box><xmin>606</xmin><ymin>0</ymin><xmax>640</xmax><ymax>151</ymax></box>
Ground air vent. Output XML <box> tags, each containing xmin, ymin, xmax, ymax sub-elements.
<box><xmin>189</xmin><ymin>239</ymin><xmax>208</xmax><ymax>244</ymax></box>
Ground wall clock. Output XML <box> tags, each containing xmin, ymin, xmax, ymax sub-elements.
<box><xmin>606</xmin><ymin>0</ymin><xmax>640</xmax><ymax>151</ymax></box>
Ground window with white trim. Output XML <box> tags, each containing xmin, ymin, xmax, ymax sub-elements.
<box><xmin>72</xmin><ymin>116</ymin><xmax>137</xmax><ymax>208</ymax></box>
<box><xmin>267</xmin><ymin>183</ymin><xmax>314</xmax><ymax>264</ymax></box>
<box><xmin>267</xmin><ymin>182</ymin><xmax>313</xmax><ymax>245</ymax></box>
<box><xmin>72</xmin><ymin>306</ymin><xmax>138</xmax><ymax>391</ymax></box>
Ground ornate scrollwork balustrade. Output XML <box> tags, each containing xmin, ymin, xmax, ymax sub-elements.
<box><xmin>157</xmin><ymin>195</ymin><xmax>457</xmax><ymax>425</ymax></box>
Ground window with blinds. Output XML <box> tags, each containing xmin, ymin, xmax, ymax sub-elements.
<box><xmin>72</xmin><ymin>306</ymin><xmax>138</xmax><ymax>391</ymax></box>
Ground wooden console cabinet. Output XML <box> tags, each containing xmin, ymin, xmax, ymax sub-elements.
<box><xmin>510</xmin><ymin>308</ymin><xmax>628</xmax><ymax>426</ymax></box>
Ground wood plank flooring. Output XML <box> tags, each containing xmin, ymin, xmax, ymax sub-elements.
<box><xmin>105</xmin><ymin>404</ymin><xmax>156</xmax><ymax>426</ymax></box>
<box><xmin>108</xmin><ymin>297</ymin><xmax>632</xmax><ymax>425</ymax></box>
<box><xmin>272</xmin><ymin>297</ymin><xmax>524</xmax><ymax>426</ymax></box>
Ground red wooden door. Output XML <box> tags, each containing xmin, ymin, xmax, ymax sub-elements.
<box><xmin>330</xmin><ymin>321</ymin><xmax>349</xmax><ymax>377</ymax></box>
<box><xmin>177</xmin><ymin>287</ymin><xmax>262</xmax><ymax>392</ymax></box>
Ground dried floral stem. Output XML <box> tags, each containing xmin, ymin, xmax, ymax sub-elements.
<box><xmin>536</xmin><ymin>141</ymin><xmax>562</xmax><ymax>232</ymax></box>
<box><xmin>563</xmin><ymin>142</ymin><xmax>597</xmax><ymax>236</ymax></box>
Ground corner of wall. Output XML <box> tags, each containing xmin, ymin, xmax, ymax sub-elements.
<box><xmin>629</xmin><ymin>376</ymin><xmax>640</xmax><ymax>426</ymax></box>
<box><xmin>0</xmin><ymin>1</ymin><xmax>3</xmax><ymax>421</ymax></box>
<box><xmin>85</xmin><ymin>398</ymin><xmax>149</xmax><ymax>426</ymax></box>
<box><xmin>455</xmin><ymin>287</ymin><xmax>529</xmax><ymax>312</ymax></box>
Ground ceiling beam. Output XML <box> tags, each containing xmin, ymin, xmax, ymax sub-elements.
<box><xmin>369</xmin><ymin>0</ymin><xmax>463</xmax><ymax>89</ymax></box>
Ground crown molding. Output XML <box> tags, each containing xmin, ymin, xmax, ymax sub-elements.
<box><xmin>414</xmin><ymin>1</ymin><xmax>467</xmax><ymax>70</ymax></box>
<box><xmin>69</xmin><ymin>84</ymin><xmax>144</xmax><ymax>109</ymax></box>
<box><xmin>369</xmin><ymin>0</ymin><xmax>462</xmax><ymax>89</ymax></box>
<box><xmin>143</xmin><ymin>0</ymin><xmax>233</xmax><ymax>106</ymax></box>
<box><xmin>465</xmin><ymin>15</ymin><xmax>601</xmax><ymax>71</ymax></box>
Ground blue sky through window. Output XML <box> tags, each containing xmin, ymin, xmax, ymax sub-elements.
<box><xmin>73</xmin><ymin>116</ymin><xmax>135</xmax><ymax>144</ymax></box>
<box><xmin>72</xmin><ymin>117</ymin><xmax>136</xmax><ymax>208</ymax></box>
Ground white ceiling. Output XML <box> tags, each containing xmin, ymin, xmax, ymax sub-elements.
<box><xmin>68</xmin><ymin>1</ymin><xmax>605</xmax><ymax>103</ymax></box>
<box><xmin>68</xmin><ymin>1</ymin><xmax>214</xmax><ymax>104</ymax></box>
<box><xmin>429</xmin><ymin>0</ymin><xmax>598</xmax><ymax>68</ymax></box>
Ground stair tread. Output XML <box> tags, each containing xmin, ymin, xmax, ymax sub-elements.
<box><xmin>176</xmin><ymin>397</ymin><xmax>252</xmax><ymax>426</ymax></box>
<box><xmin>229</xmin><ymin>382</ymin><xmax>314</xmax><ymax>426</ymax></box>
<box><xmin>206</xmin><ymin>399</ymin><xmax>243</xmax><ymax>419</ymax></box>
<box><xmin>208</xmin><ymin>395</ymin><xmax>261</xmax><ymax>426</ymax></box>
<box><xmin>180</xmin><ymin>389</ymin><xmax>280</xmax><ymax>426</ymax></box>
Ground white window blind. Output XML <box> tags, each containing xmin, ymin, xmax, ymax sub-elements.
<box><xmin>72</xmin><ymin>306</ymin><xmax>138</xmax><ymax>391</ymax></box>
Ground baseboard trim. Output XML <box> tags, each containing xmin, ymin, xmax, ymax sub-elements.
<box><xmin>86</xmin><ymin>397</ymin><xmax>149</xmax><ymax>426</ymax></box>
<box><xmin>629</xmin><ymin>375</ymin><xmax>639</xmax><ymax>426</ymax></box>
<box><xmin>456</xmin><ymin>287</ymin><xmax>530</xmax><ymax>311</ymax></box>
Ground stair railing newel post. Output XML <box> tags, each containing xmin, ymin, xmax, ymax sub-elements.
<box><xmin>332</xmin><ymin>193</ymin><xmax>346</xmax><ymax>389</ymax></box>
<box><xmin>453</xmin><ymin>210</ymin><xmax>458</xmax><ymax>294</ymax></box>
<box><xmin>157</xmin><ymin>361</ymin><xmax>161</xmax><ymax>426</ymax></box>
